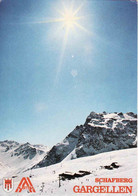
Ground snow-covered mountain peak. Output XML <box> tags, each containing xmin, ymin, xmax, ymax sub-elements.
<box><xmin>34</xmin><ymin>111</ymin><xmax>137</xmax><ymax>168</ymax></box>
<box><xmin>0</xmin><ymin>140</ymin><xmax>49</xmax><ymax>177</ymax></box>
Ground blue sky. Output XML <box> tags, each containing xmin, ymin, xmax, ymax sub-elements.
<box><xmin>0</xmin><ymin>0</ymin><xmax>137</xmax><ymax>146</ymax></box>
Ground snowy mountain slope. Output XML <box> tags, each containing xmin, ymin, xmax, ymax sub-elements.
<box><xmin>0</xmin><ymin>148</ymin><xmax>137</xmax><ymax>195</ymax></box>
<box><xmin>34</xmin><ymin>112</ymin><xmax>137</xmax><ymax>168</ymax></box>
<box><xmin>0</xmin><ymin>140</ymin><xmax>49</xmax><ymax>177</ymax></box>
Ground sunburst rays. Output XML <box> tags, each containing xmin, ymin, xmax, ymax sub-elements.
<box><xmin>27</xmin><ymin>1</ymin><xmax>90</xmax><ymax>83</ymax></box>
<box><xmin>52</xmin><ymin>1</ymin><xmax>89</xmax><ymax>83</ymax></box>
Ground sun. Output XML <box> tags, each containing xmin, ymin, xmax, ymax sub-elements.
<box><xmin>63</xmin><ymin>11</ymin><xmax>76</xmax><ymax>29</ymax></box>
<box><xmin>55</xmin><ymin>2</ymin><xmax>87</xmax><ymax>33</ymax></box>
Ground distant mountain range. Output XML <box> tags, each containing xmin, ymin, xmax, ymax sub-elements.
<box><xmin>0</xmin><ymin>111</ymin><xmax>137</xmax><ymax>173</ymax></box>
<box><xmin>0</xmin><ymin>140</ymin><xmax>49</xmax><ymax>176</ymax></box>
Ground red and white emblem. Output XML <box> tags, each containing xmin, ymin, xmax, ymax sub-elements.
<box><xmin>3</xmin><ymin>178</ymin><xmax>14</xmax><ymax>192</ymax></box>
<box><xmin>15</xmin><ymin>177</ymin><xmax>35</xmax><ymax>193</ymax></box>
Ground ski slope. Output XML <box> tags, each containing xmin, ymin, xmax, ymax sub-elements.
<box><xmin>0</xmin><ymin>148</ymin><xmax>137</xmax><ymax>196</ymax></box>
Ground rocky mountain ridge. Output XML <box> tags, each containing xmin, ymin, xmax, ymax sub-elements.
<box><xmin>34</xmin><ymin>111</ymin><xmax>137</xmax><ymax>168</ymax></box>
<box><xmin>0</xmin><ymin>140</ymin><xmax>49</xmax><ymax>160</ymax></box>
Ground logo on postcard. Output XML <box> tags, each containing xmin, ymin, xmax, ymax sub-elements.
<box><xmin>15</xmin><ymin>177</ymin><xmax>35</xmax><ymax>193</ymax></box>
<box><xmin>3</xmin><ymin>178</ymin><xmax>14</xmax><ymax>192</ymax></box>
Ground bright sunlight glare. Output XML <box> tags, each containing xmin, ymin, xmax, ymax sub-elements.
<box><xmin>26</xmin><ymin>1</ymin><xmax>91</xmax><ymax>83</ymax></box>
<box><xmin>63</xmin><ymin>11</ymin><xmax>76</xmax><ymax>28</ymax></box>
